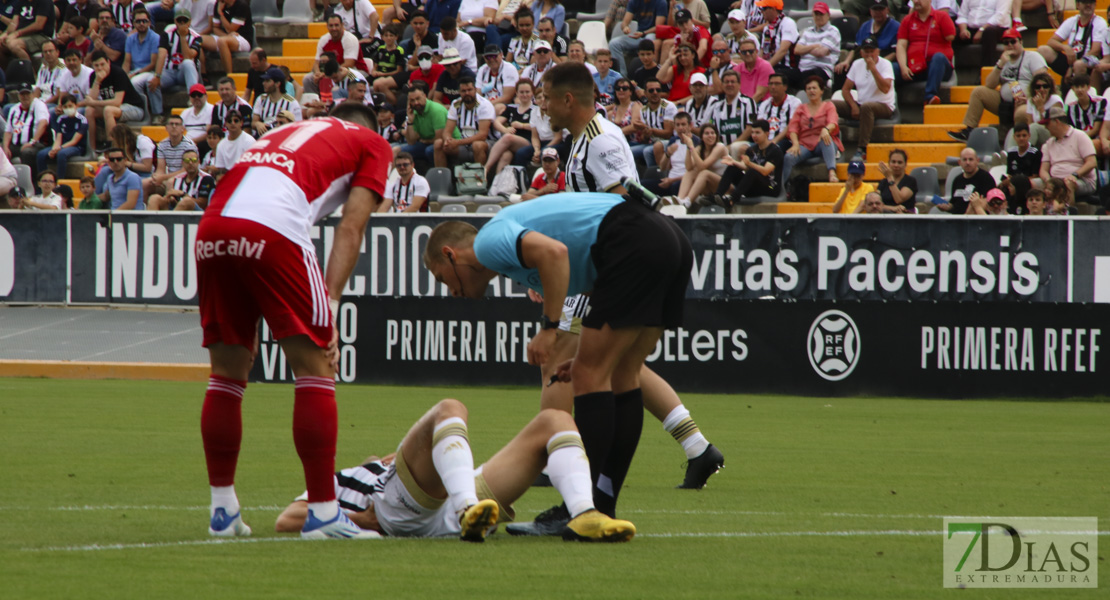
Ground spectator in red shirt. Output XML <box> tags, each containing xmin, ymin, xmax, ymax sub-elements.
<box><xmin>894</xmin><ymin>0</ymin><xmax>956</xmax><ymax>105</ymax></box>
<box><xmin>521</xmin><ymin>147</ymin><xmax>566</xmax><ymax>199</ymax></box>
<box><xmin>659</xmin><ymin>9</ymin><xmax>712</xmax><ymax>68</ymax></box>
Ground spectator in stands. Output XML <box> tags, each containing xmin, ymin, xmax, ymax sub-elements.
<box><xmin>506</xmin><ymin>8</ymin><xmax>538</xmax><ymax>67</ymax></box>
<box><xmin>0</xmin><ymin>0</ymin><xmax>54</xmax><ymax>63</ymax></box>
<box><xmin>371</xmin><ymin>24</ymin><xmax>407</xmax><ymax>87</ymax></box>
<box><xmin>679</xmin><ymin>70</ymin><xmax>715</xmax><ymax>128</ymax></box>
<box><xmin>536</xmin><ymin>16</ymin><xmax>568</xmax><ymax>60</ymax></box>
<box><xmin>720</xmin><ymin>9</ymin><xmax>759</xmax><ymax>58</ymax></box>
<box><xmin>158</xmin><ymin>9</ymin><xmax>202</xmax><ymax>112</ymax></box>
<box><xmin>520</xmin><ymin>146</ymin><xmax>566</xmax><ymax>200</ymax></box>
<box><xmin>433</xmin><ymin>48</ymin><xmax>476</xmax><ymax>105</ymax></box>
<box><xmin>757</xmin><ymin>72</ymin><xmax>800</xmax><ymax>152</ymax></box>
<box><xmin>200</xmin><ymin>124</ymin><xmax>222</xmax><ymax>173</ymax></box>
<box><xmin>211</xmin><ymin>110</ymin><xmax>254</xmax><ymax>178</ymax></box>
<box><xmin>832</xmin><ymin>160</ymin><xmax>876</xmax><ymax>213</ymax></box>
<box><xmin>213</xmin><ymin>0</ymin><xmax>254</xmax><ymax>75</ymax></box>
<box><xmin>304</xmin><ymin>14</ymin><xmax>369</xmax><ymax>97</ymax></box>
<box><xmin>439</xmin><ymin>18</ymin><xmax>478</xmax><ymax>71</ymax></box>
<box><xmin>658</xmin><ymin>42</ymin><xmax>704</xmax><ymax>103</ymax></box>
<box><xmin>1006</xmin><ymin>122</ymin><xmax>1042</xmax><ymax>178</ymax></box>
<box><xmin>244</xmin><ymin>48</ymin><xmax>269</xmax><ymax>103</ymax></box>
<box><xmin>274</xmin><ymin>110</ymin><xmax>296</xmax><ymax>127</ymax></box>
<box><xmin>735</xmin><ymin>38</ymin><xmax>771</xmax><ymax>103</ymax></box>
<box><xmin>876</xmin><ymin>148</ymin><xmax>917</xmax><ymax>213</ymax></box>
<box><xmin>1041</xmin><ymin>105</ymin><xmax>1098</xmax><ymax>200</ymax></box>
<box><xmin>382</xmin><ymin>151</ymin><xmax>430</xmax><ymax>212</ymax></box>
<box><xmin>424</xmin><ymin>0</ymin><xmax>465</xmax><ymax>36</ymax></box>
<box><xmin>347</xmin><ymin>79</ymin><xmax>370</xmax><ymax>105</ymax></box>
<box><xmin>182</xmin><ymin>84</ymin><xmax>213</xmax><ymax>146</ymax></box>
<box><xmin>1038</xmin><ymin>0</ymin><xmax>1104</xmax><ymax>80</ymax></box>
<box><xmin>458</xmin><ymin>0</ymin><xmax>497</xmax><ymax>49</ymax></box>
<box><xmin>111</xmin><ymin>0</ymin><xmax>137</xmax><ymax>33</ymax></box>
<box><xmin>4</xmin><ymin>84</ymin><xmax>51</xmax><ymax>173</ymax></box>
<box><xmin>89</xmin><ymin>8</ymin><xmax>127</xmax><ymax>65</ymax></box>
<box><xmin>793</xmin><ymin>2</ymin><xmax>840</xmax><ymax>88</ymax></box>
<box><xmin>485</xmin><ymin>78</ymin><xmax>536</xmax><ymax>176</ymax></box>
<box><xmin>1023</xmin><ymin>187</ymin><xmax>1046</xmax><ymax>215</ymax></box>
<box><xmin>85</xmin><ymin>50</ymin><xmax>146</xmax><ymax>152</ymax></box>
<box><xmin>967</xmin><ymin>187</ymin><xmax>1010</xmax><ymax>215</ymax></box>
<box><xmin>334</xmin><ymin>0</ymin><xmax>379</xmax><ymax>56</ymax></box>
<box><xmin>1020</xmin><ymin>72</ymin><xmax>1062</xmax><ymax>137</ymax></box>
<box><xmin>563</xmin><ymin>39</ymin><xmax>597</xmax><ymax>76</ymax></box>
<box><xmin>843</xmin><ymin>0</ymin><xmax>903</xmax><ymax>21</ymax></box>
<box><xmin>895</xmin><ymin>0</ymin><xmax>955</xmax><ymax>106</ymax></box>
<box><xmin>0</xmin><ymin>146</ymin><xmax>16</xmax><ymax>197</ymax></box>
<box><xmin>706</xmin><ymin>39</ymin><xmax>735</xmax><ymax>96</ymax></box>
<box><xmin>37</xmin><ymin>94</ymin><xmax>87</xmax><ymax>177</ymax></box>
<box><xmin>710</xmin><ymin>118</ymin><xmax>782</xmax><ymax>206</ymax></box>
<box><xmin>401</xmin><ymin>12</ymin><xmax>438</xmax><ymax>67</ymax></box>
<box><xmin>251</xmin><ymin>67</ymin><xmax>301</xmax><ymax>136</ymax></box>
<box><xmin>435</xmin><ymin>75</ymin><xmax>494</xmax><ymax>167</ymax></box>
<box><xmin>375</xmin><ymin>107</ymin><xmax>399</xmax><ymax>143</ymax></box>
<box><xmin>380</xmin><ymin>45</ymin><xmax>442</xmax><ymax>105</ymax></box>
<box><xmin>859</xmin><ymin>191</ymin><xmax>890</xmax><ymax>213</ymax></box>
<box><xmin>610</xmin><ymin>0</ymin><xmax>667</xmax><ymax>76</ymax></box>
<box><xmin>124</xmin><ymin>9</ymin><xmax>164</xmax><ymax>124</ymax></box>
<box><xmin>834</xmin><ymin>36</ymin><xmax>895</xmax><ymax>161</ymax></box>
<box><xmin>659</xmin><ymin>9</ymin><xmax>711</xmax><ymax>68</ymax></box>
<box><xmin>33</xmin><ymin>40</ymin><xmax>64</xmax><ymax>110</ymax></box>
<box><xmin>756</xmin><ymin>0</ymin><xmax>799</xmax><ymax>80</ymax></box>
<box><xmin>641</xmin><ymin>110</ymin><xmax>691</xmax><ymax>196</ymax></box>
<box><xmin>998</xmin><ymin>172</ymin><xmax>1032</xmax><ymax>212</ymax></box>
<box><xmin>592</xmin><ymin>49</ymin><xmax>622</xmax><ymax>98</ymax></box>
<box><xmin>605</xmin><ymin>76</ymin><xmax>642</xmax><ymax>138</ymax></box>
<box><xmin>477</xmin><ymin>44</ymin><xmax>519</xmax><ymax>109</ymax></box>
<box><xmin>671</xmin><ymin>121</ymin><xmax>727</xmax><ymax>208</ymax></box>
<box><xmin>520</xmin><ymin>39</ymin><xmax>555</xmax><ymax>87</ymax></box>
<box><xmin>949</xmin><ymin>28</ymin><xmax>1046</xmax><ymax>142</ymax></box>
<box><xmin>836</xmin><ymin>0</ymin><xmax>900</xmax><ymax>78</ymax></box>
<box><xmin>714</xmin><ymin>69</ymin><xmax>756</xmax><ymax>158</ymax></box>
<box><xmin>1042</xmin><ymin>177</ymin><xmax>1076</xmax><ymax>213</ymax></box>
<box><xmin>954</xmin><ymin>0</ymin><xmax>1010</xmax><ymax>66</ymax></box>
<box><xmin>630</xmin><ymin>39</ymin><xmax>660</xmax><ymax>99</ymax></box>
<box><xmin>101</xmin><ymin>123</ymin><xmax>155</xmax><ymax>178</ymax></box>
<box><xmin>56</xmin><ymin>49</ymin><xmax>94</xmax><ymax>109</ymax></box>
<box><xmin>23</xmin><ymin>170</ymin><xmax>63</xmax><ymax>209</ymax></box>
<box><xmin>63</xmin><ymin>0</ymin><xmax>101</xmax><ymax>33</ymax></box>
<box><xmin>62</xmin><ymin>16</ymin><xmax>93</xmax><ymax>60</ymax></box>
<box><xmin>146</xmin><ymin>148</ymin><xmax>214</xmax><ymax>211</ymax></box>
<box><xmin>95</xmin><ymin>146</ymin><xmax>143</xmax><ymax>209</ymax></box>
<box><xmin>519</xmin><ymin>87</ymin><xmax>562</xmax><ymax>164</ymax></box>
<box><xmin>400</xmin><ymin>80</ymin><xmax>448</xmax><ymax>165</ymax></box>
<box><xmin>783</xmin><ymin>76</ymin><xmax>840</xmax><ymax>184</ymax></box>
<box><xmin>147</xmin><ymin>114</ymin><xmax>198</xmax><ymax>197</ymax></box>
<box><xmin>634</xmin><ymin>77</ymin><xmax>676</xmax><ymax>166</ymax></box>
<box><xmin>382</xmin><ymin>0</ymin><xmax>422</xmax><ymax>26</ymax></box>
<box><xmin>77</xmin><ymin>175</ymin><xmax>104</xmax><ymax>209</ymax></box>
<box><xmin>941</xmin><ymin>147</ymin><xmax>995</xmax><ymax>214</ymax></box>
<box><xmin>1066</xmin><ymin>73</ymin><xmax>1104</xmax><ymax>155</ymax></box>
<box><xmin>534</xmin><ymin>0</ymin><xmax>564</xmax><ymax>35</ymax></box>
<box><xmin>212</xmin><ymin>75</ymin><xmax>252</xmax><ymax>128</ymax></box>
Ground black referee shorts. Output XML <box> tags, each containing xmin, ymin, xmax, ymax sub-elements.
<box><xmin>582</xmin><ymin>200</ymin><xmax>693</xmax><ymax>330</ymax></box>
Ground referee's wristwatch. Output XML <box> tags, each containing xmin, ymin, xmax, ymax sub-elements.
<box><xmin>541</xmin><ymin>314</ymin><xmax>560</xmax><ymax>330</ymax></box>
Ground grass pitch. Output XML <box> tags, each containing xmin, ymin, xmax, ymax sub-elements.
<box><xmin>1</xmin><ymin>378</ymin><xmax>1106</xmax><ymax>599</ymax></box>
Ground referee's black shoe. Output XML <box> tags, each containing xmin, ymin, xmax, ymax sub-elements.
<box><xmin>677</xmin><ymin>444</ymin><xmax>725</xmax><ymax>489</ymax></box>
<box><xmin>505</xmin><ymin>503</ymin><xmax>570</xmax><ymax>536</ymax></box>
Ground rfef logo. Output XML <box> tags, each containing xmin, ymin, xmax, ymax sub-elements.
<box><xmin>807</xmin><ymin>310</ymin><xmax>860</xmax><ymax>381</ymax></box>
<box><xmin>943</xmin><ymin>517</ymin><xmax>1098</xmax><ymax>588</ymax></box>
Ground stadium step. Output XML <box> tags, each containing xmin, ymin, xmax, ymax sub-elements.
<box><xmin>948</xmin><ymin>86</ymin><xmax>975</xmax><ymax>104</ymax></box>
<box><xmin>981</xmin><ymin>65</ymin><xmax>1061</xmax><ymax>85</ymax></box>
<box><xmin>891</xmin><ymin>125</ymin><xmax>965</xmax><ymax>142</ymax></box>
<box><xmin>776</xmin><ymin>202</ymin><xmax>835</xmax><ymax>214</ymax></box>
<box><xmin>1038</xmin><ymin>29</ymin><xmax>1055</xmax><ymax>46</ymax></box>
<box><xmin>283</xmin><ymin>39</ymin><xmax>318</xmax><ymax>56</ymax></box>
<box><xmin>834</xmin><ymin>162</ymin><xmax>932</xmax><ymax>180</ymax></box>
<box><xmin>923</xmin><ymin>105</ymin><xmax>996</xmax><ymax>126</ymax></box>
<box><xmin>866</xmin><ymin>143</ymin><xmax>963</xmax><ymax>164</ymax></box>
<box><xmin>270</xmin><ymin>56</ymin><xmax>317</xmax><ymax>72</ymax></box>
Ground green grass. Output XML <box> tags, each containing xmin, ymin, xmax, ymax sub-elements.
<box><xmin>1</xmin><ymin>379</ymin><xmax>1107</xmax><ymax>599</ymax></box>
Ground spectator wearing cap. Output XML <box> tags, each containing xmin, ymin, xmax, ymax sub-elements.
<box><xmin>124</xmin><ymin>8</ymin><xmax>165</xmax><ymax>124</ymax></box>
<box><xmin>400</xmin><ymin>80</ymin><xmax>452</xmax><ymax>166</ymax></box>
<box><xmin>611</xmin><ymin>0</ymin><xmax>668</xmax><ymax>76</ymax></box>
<box><xmin>37</xmin><ymin>93</ymin><xmax>87</xmax><ymax>177</ymax></box>
<box><xmin>949</xmin><ymin>28</ymin><xmax>1047</xmax><ymax>143</ymax></box>
<box><xmin>438</xmin><ymin>18</ymin><xmax>478</xmax><ymax>72</ymax></box>
<box><xmin>1041</xmin><ymin>105</ymin><xmax>1098</xmax><ymax>199</ymax></box>
<box><xmin>755</xmin><ymin>0</ymin><xmax>800</xmax><ymax>76</ymax></box>
<box><xmin>212</xmin><ymin>0</ymin><xmax>255</xmax><ymax>75</ymax></box>
<box><xmin>967</xmin><ymin>187</ymin><xmax>1011</xmax><ymax>215</ymax></box>
<box><xmin>735</xmin><ymin>38</ymin><xmax>771</xmax><ymax>103</ymax></box>
<box><xmin>836</xmin><ymin>0</ymin><xmax>901</xmax><ymax>79</ymax></box>
<box><xmin>894</xmin><ymin>0</ymin><xmax>955</xmax><ymax>106</ymax></box>
<box><xmin>275</xmin><ymin>110</ymin><xmax>296</xmax><ymax>127</ymax></box>
<box><xmin>433</xmin><ymin>47</ymin><xmax>477</xmax><ymax>105</ymax></box>
<box><xmin>535</xmin><ymin>16</ymin><xmax>569</xmax><ymax>61</ymax></box>
<box><xmin>680</xmin><ymin>72</ymin><xmax>716</xmax><ymax>128</ymax></box>
<box><xmin>211</xmin><ymin>75</ymin><xmax>253</xmax><ymax>129</ymax></box>
<box><xmin>793</xmin><ymin>3</ymin><xmax>840</xmax><ymax>88</ymax></box>
<box><xmin>1038</xmin><ymin>0</ymin><xmax>1104</xmax><ymax>80</ymax></box>
<box><xmin>521</xmin><ymin>146</ymin><xmax>566</xmax><ymax>200</ymax></box>
<box><xmin>4</xmin><ymin>84</ymin><xmax>52</xmax><ymax>175</ymax></box>
<box><xmin>954</xmin><ymin>0</ymin><xmax>1011</xmax><ymax>65</ymax></box>
<box><xmin>833</xmin><ymin>35</ymin><xmax>895</xmax><ymax>161</ymax></box>
<box><xmin>659</xmin><ymin>9</ymin><xmax>711</xmax><ymax>68</ymax></box>
<box><xmin>477</xmin><ymin>44</ymin><xmax>520</xmax><ymax>108</ymax></box>
<box><xmin>520</xmin><ymin>39</ymin><xmax>556</xmax><ymax>86</ymax></box>
<box><xmin>157</xmin><ymin>8</ymin><xmax>203</xmax><ymax>112</ymax></box>
<box><xmin>591</xmin><ymin>49</ymin><xmax>622</xmax><ymax>98</ymax></box>
<box><xmin>251</xmin><ymin>67</ymin><xmax>302</xmax><ymax>136</ymax></box>
<box><xmin>304</xmin><ymin>13</ymin><xmax>369</xmax><ymax>97</ymax></box>
<box><xmin>182</xmin><ymin>84</ymin><xmax>214</xmax><ymax>146</ymax></box>
<box><xmin>720</xmin><ymin>10</ymin><xmax>759</xmax><ymax>58</ymax></box>
<box><xmin>435</xmin><ymin>75</ymin><xmax>494</xmax><ymax>167</ymax></box>
<box><xmin>211</xmin><ymin>110</ymin><xmax>254</xmax><ymax>179</ymax></box>
<box><xmin>378</xmin><ymin>45</ymin><xmax>443</xmax><ymax>106</ymax></box>
<box><xmin>832</xmin><ymin>160</ymin><xmax>876</xmax><ymax>213</ymax></box>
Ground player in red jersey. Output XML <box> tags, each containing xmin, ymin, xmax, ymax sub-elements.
<box><xmin>197</xmin><ymin>102</ymin><xmax>391</xmax><ymax>540</ymax></box>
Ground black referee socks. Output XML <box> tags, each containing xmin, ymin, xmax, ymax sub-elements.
<box><xmin>596</xmin><ymin>388</ymin><xmax>644</xmax><ymax>518</ymax></box>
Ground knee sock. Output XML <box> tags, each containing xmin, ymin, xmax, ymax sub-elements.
<box><xmin>293</xmin><ymin>376</ymin><xmax>339</xmax><ymax>520</ymax></box>
<box><xmin>431</xmin><ymin>417</ymin><xmax>478</xmax><ymax>514</ymax></box>
<box><xmin>573</xmin><ymin>391</ymin><xmax>615</xmax><ymax>492</ymax></box>
<box><xmin>201</xmin><ymin>375</ymin><xmax>245</xmax><ymax>514</ymax></box>
<box><xmin>662</xmin><ymin>404</ymin><xmax>710</xmax><ymax>460</ymax></box>
<box><xmin>545</xmin><ymin>431</ymin><xmax>595</xmax><ymax>519</ymax></box>
<box><xmin>596</xmin><ymin>388</ymin><xmax>644</xmax><ymax>518</ymax></box>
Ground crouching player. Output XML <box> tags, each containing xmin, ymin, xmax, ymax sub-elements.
<box><xmin>274</xmin><ymin>399</ymin><xmax>637</xmax><ymax>542</ymax></box>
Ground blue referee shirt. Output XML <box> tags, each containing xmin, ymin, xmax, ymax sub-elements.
<box><xmin>473</xmin><ymin>193</ymin><xmax>623</xmax><ymax>296</ymax></box>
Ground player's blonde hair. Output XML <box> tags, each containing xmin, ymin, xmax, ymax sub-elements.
<box><xmin>424</xmin><ymin>221</ymin><xmax>479</xmax><ymax>268</ymax></box>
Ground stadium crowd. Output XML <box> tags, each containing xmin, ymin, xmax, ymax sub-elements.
<box><xmin>0</xmin><ymin>0</ymin><xmax>1103</xmax><ymax>216</ymax></box>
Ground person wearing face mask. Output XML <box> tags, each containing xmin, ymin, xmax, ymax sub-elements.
<box><xmin>38</xmin><ymin>94</ymin><xmax>88</xmax><ymax>177</ymax></box>
<box><xmin>378</xmin><ymin>45</ymin><xmax>444</xmax><ymax>106</ymax></box>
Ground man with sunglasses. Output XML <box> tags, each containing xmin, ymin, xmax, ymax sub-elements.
<box><xmin>94</xmin><ymin>147</ymin><xmax>143</xmax><ymax>210</ymax></box>
<box><xmin>147</xmin><ymin>148</ymin><xmax>214</xmax><ymax>211</ymax></box>
<box><xmin>209</xmin><ymin>110</ymin><xmax>254</xmax><ymax>179</ymax></box>
<box><xmin>157</xmin><ymin>8</ymin><xmax>203</xmax><ymax>114</ymax></box>
<box><xmin>123</xmin><ymin>8</ymin><xmax>164</xmax><ymax>124</ymax></box>
<box><xmin>949</xmin><ymin>27</ymin><xmax>1046</xmax><ymax>142</ymax></box>
<box><xmin>521</xmin><ymin>39</ymin><xmax>555</xmax><ymax>86</ymax></box>
<box><xmin>381</xmin><ymin>151</ymin><xmax>430</xmax><ymax>212</ymax></box>
<box><xmin>735</xmin><ymin>38</ymin><xmax>771</xmax><ymax>103</ymax></box>
<box><xmin>706</xmin><ymin>39</ymin><xmax>734</xmax><ymax>96</ymax></box>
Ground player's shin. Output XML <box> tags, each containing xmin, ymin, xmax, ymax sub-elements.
<box><xmin>662</xmin><ymin>404</ymin><xmax>710</xmax><ymax>459</ymax></box>
<box><xmin>202</xmin><ymin>375</ymin><xmax>246</xmax><ymax>513</ymax></box>
<box><xmin>545</xmin><ymin>431</ymin><xmax>595</xmax><ymax>518</ymax></box>
<box><xmin>431</xmin><ymin>417</ymin><xmax>479</xmax><ymax>514</ymax></box>
<box><xmin>293</xmin><ymin>376</ymin><xmax>340</xmax><ymax>520</ymax></box>
<box><xmin>596</xmin><ymin>388</ymin><xmax>644</xmax><ymax>518</ymax></box>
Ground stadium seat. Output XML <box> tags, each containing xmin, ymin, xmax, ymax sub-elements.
<box><xmin>576</xmin><ymin>0</ymin><xmax>614</xmax><ymax>22</ymax></box>
<box><xmin>4</xmin><ymin>59</ymin><xmax>34</xmax><ymax>96</ymax></box>
<box><xmin>698</xmin><ymin>204</ymin><xmax>725</xmax><ymax>214</ymax></box>
<box><xmin>989</xmin><ymin>165</ymin><xmax>1007</xmax><ymax>184</ymax></box>
<box><xmin>476</xmin><ymin>203</ymin><xmax>502</xmax><ymax>213</ymax></box>
<box><xmin>578</xmin><ymin>22</ymin><xmax>607</xmax><ymax>54</ymax></box>
<box><xmin>426</xmin><ymin>167</ymin><xmax>454</xmax><ymax>201</ymax></box>
<box><xmin>831</xmin><ymin>15</ymin><xmax>858</xmax><ymax>47</ymax></box>
<box><xmin>943</xmin><ymin>167</ymin><xmax>962</xmax><ymax>198</ymax></box>
<box><xmin>911</xmin><ymin>166</ymin><xmax>939</xmax><ymax>204</ymax></box>
<box><xmin>789</xmin><ymin>0</ymin><xmax>844</xmax><ymax>19</ymax></box>
<box><xmin>14</xmin><ymin>164</ymin><xmax>33</xmax><ymax>196</ymax></box>
<box><xmin>252</xmin><ymin>0</ymin><xmax>282</xmax><ymax>21</ymax></box>
<box><xmin>945</xmin><ymin>126</ymin><xmax>1000</xmax><ymax>166</ymax></box>
<box><xmin>440</xmin><ymin>203</ymin><xmax>468</xmax><ymax>213</ymax></box>
<box><xmin>795</xmin><ymin>17</ymin><xmax>814</xmax><ymax>33</ymax></box>
<box><xmin>279</xmin><ymin>0</ymin><xmax>312</xmax><ymax>23</ymax></box>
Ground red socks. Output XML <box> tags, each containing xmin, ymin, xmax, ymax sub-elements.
<box><xmin>201</xmin><ymin>375</ymin><xmax>246</xmax><ymax>487</ymax></box>
<box><xmin>293</xmin><ymin>376</ymin><xmax>338</xmax><ymax>503</ymax></box>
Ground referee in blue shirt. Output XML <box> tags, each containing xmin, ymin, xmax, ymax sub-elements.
<box><xmin>424</xmin><ymin>192</ymin><xmax>693</xmax><ymax>520</ymax></box>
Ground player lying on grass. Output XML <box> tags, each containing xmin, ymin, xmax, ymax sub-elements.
<box><xmin>274</xmin><ymin>398</ymin><xmax>637</xmax><ymax>542</ymax></box>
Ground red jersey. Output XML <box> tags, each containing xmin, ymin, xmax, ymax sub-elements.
<box><xmin>322</xmin><ymin>37</ymin><xmax>370</xmax><ymax>74</ymax></box>
<box><xmin>409</xmin><ymin>64</ymin><xmax>445</xmax><ymax>89</ymax></box>
<box><xmin>897</xmin><ymin>9</ymin><xmax>955</xmax><ymax>74</ymax></box>
<box><xmin>530</xmin><ymin>170</ymin><xmax>566</xmax><ymax>192</ymax></box>
<box><xmin>207</xmin><ymin>117</ymin><xmax>391</xmax><ymax>249</ymax></box>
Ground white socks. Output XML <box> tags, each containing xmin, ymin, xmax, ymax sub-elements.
<box><xmin>662</xmin><ymin>405</ymin><xmax>710</xmax><ymax>459</ymax></box>
<box><xmin>545</xmin><ymin>431</ymin><xmax>595</xmax><ymax>518</ymax></box>
<box><xmin>431</xmin><ymin>417</ymin><xmax>478</xmax><ymax>514</ymax></box>
<box><xmin>210</xmin><ymin>485</ymin><xmax>239</xmax><ymax>517</ymax></box>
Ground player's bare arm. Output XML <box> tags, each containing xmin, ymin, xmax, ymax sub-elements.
<box><xmin>325</xmin><ymin>186</ymin><xmax>381</xmax><ymax>366</ymax></box>
<box><xmin>520</xmin><ymin>231</ymin><xmax>569</xmax><ymax>366</ymax></box>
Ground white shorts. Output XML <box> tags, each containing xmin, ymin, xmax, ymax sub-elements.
<box><xmin>231</xmin><ymin>34</ymin><xmax>250</xmax><ymax>52</ymax></box>
<box><xmin>558</xmin><ymin>294</ymin><xmax>590</xmax><ymax>334</ymax></box>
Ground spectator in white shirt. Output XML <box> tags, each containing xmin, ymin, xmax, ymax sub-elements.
<box><xmin>833</xmin><ymin>36</ymin><xmax>896</xmax><ymax>161</ymax></box>
<box><xmin>33</xmin><ymin>40</ymin><xmax>66</xmax><ymax>110</ymax></box>
<box><xmin>955</xmin><ymin>0</ymin><xmax>1012</xmax><ymax>64</ymax></box>
<box><xmin>1037</xmin><ymin>0</ymin><xmax>1104</xmax><ymax>79</ymax></box>
<box><xmin>181</xmin><ymin>83</ymin><xmax>214</xmax><ymax>145</ymax></box>
<box><xmin>435</xmin><ymin>76</ymin><xmax>495</xmax><ymax>166</ymax></box>
<box><xmin>438</xmin><ymin>18</ymin><xmax>478</xmax><ymax>71</ymax></box>
<box><xmin>23</xmin><ymin>170</ymin><xmax>65</xmax><ymax>210</ymax></box>
<box><xmin>210</xmin><ymin>110</ymin><xmax>256</xmax><ymax>179</ymax></box>
<box><xmin>793</xmin><ymin>2</ymin><xmax>840</xmax><ymax>87</ymax></box>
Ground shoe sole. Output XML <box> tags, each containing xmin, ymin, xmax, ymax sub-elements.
<box><xmin>562</xmin><ymin>521</ymin><xmax>637</xmax><ymax>543</ymax></box>
<box><xmin>676</xmin><ymin>461</ymin><xmax>724</xmax><ymax>489</ymax></box>
<box><xmin>208</xmin><ymin>523</ymin><xmax>251</xmax><ymax>537</ymax></box>
<box><xmin>505</xmin><ymin>520</ymin><xmax>569</xmax><ymax>536</ymax></box>
<box><xmin>460</xmin><ymin>500</ymin><xmax>499</xmax><ymax>542</ymax></box>
<box><xmin>301</xmin><ymin>527</ymin><xmax>382</xmax><ymax>540</ymax></box>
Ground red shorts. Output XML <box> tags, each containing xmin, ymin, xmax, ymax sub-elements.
<box><xmin>197</xmin><ymin>216</ymin><xmax>332</xmax><ymax>349</ymax></box>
